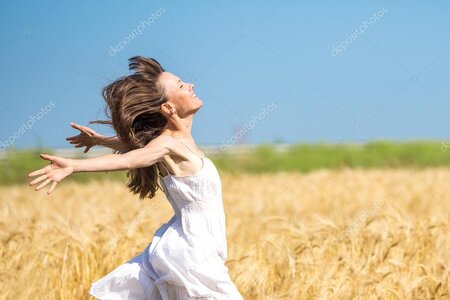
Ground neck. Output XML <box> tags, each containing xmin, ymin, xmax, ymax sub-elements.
<box><xmin>164</xmin><ymin>113</ymin><xmax>194</xmax><ymax>138</ymax></box>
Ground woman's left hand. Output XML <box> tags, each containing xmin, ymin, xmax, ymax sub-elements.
<box><xmin>66</xmin><ymin>122</ymin><xmax>103</xmax><ymax>153</ymax></box>
<box><xmin>28</xmin><ymin>154</ymin><xmax>74</xmax><ymax>194</ymax></box>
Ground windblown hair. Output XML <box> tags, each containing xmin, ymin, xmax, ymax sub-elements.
<box><xmin>90</xmin><ymin>56</ymin><xmax>168</xmax><ymax>200</ymax></box>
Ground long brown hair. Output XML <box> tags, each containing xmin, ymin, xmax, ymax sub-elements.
<box><xmin>90</xmin><ymin>56</ymin><xmax>168</xmax><ymax>200</ymax></box>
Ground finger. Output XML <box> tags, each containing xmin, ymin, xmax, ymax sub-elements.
<box><xmin>66</xmin><ymin>136</ymin><xmax>78</xmax><ymax>140</ymax></box>
<box><xmin>84</xmin><ymin>146</ymin><xmax>92</xmax><ymax>153</ymax></box>
<box><xmin>47</xmin><ymin>181</ymin><xmax>58</xmax><ymax>194</ymax></box>
<box><xmin>75</xmin><ymin>144</ymin><xmax>83</xmax><ymax>148</ymax></box>
<box><xmin>70</xmin><ymin>122</ymin><xmax>82</xmax><ymax>130</ymax></box>
<box><xmin>30</xmin><ymin>174</ymin><xmax>48</xmax><ymax>186</ymax></box>
<box><xmin>70</xmin><ymin>123</ymin><xmax>87</xmax><ymax>133</ymax></box>
<box><xmin>40</xmin><ymin>154</ymin><xmax>55</xmax><ymax>162</ymax></box>
<box><xmin>35</xmin><ymin>178</ymin><xmax>52</xmax><ymax>191</ymax></box>
<box><xmin>40</xmin><ymin>154</ymin><xmax>62</xmax><ymax>167</ymax></box>
<box><xmin>82</xmin><ymin>126</ymin><xmax>95</xmax><ymax>135</ymax></box>
<box><xmin>70</xmin><ymin>123</ymin><xmax>93</xmax><ymax>137</ymax></box>
<box><xmin>28</xmin><ymin>168</ymin><xmax>47</xmax><ymax>177</ymax></box>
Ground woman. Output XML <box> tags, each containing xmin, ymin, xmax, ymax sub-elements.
<box><xmin>28</xmin><ymin>56</ymin><xmax>244</xmax><ymax>300</ymax></box>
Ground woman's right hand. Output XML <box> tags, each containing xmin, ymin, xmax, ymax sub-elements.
<box><xmin>66</xmin><ymin>122</ymin><xmax>103</xmax><ymax>153</ymax></box>
<box><xmin>28</xmin><ymin>154</ymin><xmax>74</xmax><ymax>194</ymax></box>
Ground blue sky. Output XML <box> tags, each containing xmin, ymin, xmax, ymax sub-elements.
<box><xmin>0</xmin><ymin>0</ymin><xmax>449</xmax><ymax>149</ymax></box>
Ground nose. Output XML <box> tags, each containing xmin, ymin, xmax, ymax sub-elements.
<box><xmin>190</xmin><ymin>83</ymin><xmax>195</xmax><ymax>91</ymax></box>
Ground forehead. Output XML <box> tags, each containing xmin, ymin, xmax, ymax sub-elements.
<box><xmin>158</xmin><ymin>72</ymin><xmax>180</xmax><ymax>88</ymax></box>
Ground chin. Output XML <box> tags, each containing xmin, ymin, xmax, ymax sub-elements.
<box><xmin>188</xmin><ymin>102</ymin><xmax>202</xmax><ymax>115</ymax></box>
<box><xmin>194</xmin><ymin>103</ymin><xmax>202</xmax><ymax>112</ymax></box>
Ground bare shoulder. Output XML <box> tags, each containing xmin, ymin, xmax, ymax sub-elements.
<box><xmin>143</xmin><ymin>134</ymin><xmax>178</xmax><ymax>154</ymax></box>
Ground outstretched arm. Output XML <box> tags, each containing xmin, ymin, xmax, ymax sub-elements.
<box><xmin>28</xmin><ymin>135</ymin><xmax>174</xmax><ymax>194</ymax></box>
<box><xmin>66</xmin><ymin>122</ymin><xmax>127</xmax><ymax>153</ymax></box>
<box><xmin>96</xmin><ymin>135</ymin><xmax>127</xmax><ymax>152</ymax></box>
<box><xmin>72</xmin><ymin>135</ymin><xmax>170</xmax><ymax>172</ymax></box>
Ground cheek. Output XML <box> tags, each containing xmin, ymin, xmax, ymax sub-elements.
<box><xmin>172</xmin><ymin>92</ymin><xmax>191</xmax><ymax>108</ymax></box>
<box><xmin>180</xmin><ymin>90</ymin><xmax>192</xmax><ymax>103</ymax></box>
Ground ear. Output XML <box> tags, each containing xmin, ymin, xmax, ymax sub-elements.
<box><xmin>160</xmin><ymin>103</ymin><xmax>176</xmax><ymax>115</ymax></box>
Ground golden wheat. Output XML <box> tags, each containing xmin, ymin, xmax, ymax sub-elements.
<box><xmin>0</xmin><ymin>167</ymin><xmax>449</xmax><ymax>299</ymax></box>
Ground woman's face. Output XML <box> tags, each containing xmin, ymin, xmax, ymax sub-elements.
<box><xmin>158</xmin><ymin>71</ymin><xmax>202</xmax><ymax>117</ymax></box>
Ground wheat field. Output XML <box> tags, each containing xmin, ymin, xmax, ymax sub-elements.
<box><xmin>0</xmin><ymin>166</ymin><xmax>449</xmax><ymax>299</ymax></box>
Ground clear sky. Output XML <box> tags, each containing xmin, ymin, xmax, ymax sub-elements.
<box><xmin>0</xmin><ymin>0</ymin><xmax>449</xmax><ymax>150</ymax></box>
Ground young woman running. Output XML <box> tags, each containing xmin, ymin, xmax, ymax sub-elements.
<box><xmin>28</xmin><ymin>56</ymin><xmax>244</xmax><ymax>300</ymax></box>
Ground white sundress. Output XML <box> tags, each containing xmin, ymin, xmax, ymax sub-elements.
<box><xmin>89</xmin><ymin>141</ymin><xmax>244</xmax><ymax>300</ymax></box>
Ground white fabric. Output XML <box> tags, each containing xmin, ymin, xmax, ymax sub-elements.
<box><xmin>89</xmin><ymin>156</ymin><xmax>244</xmax><ymax>300</ymax></box>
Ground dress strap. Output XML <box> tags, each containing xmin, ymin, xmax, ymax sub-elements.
<box><xmin>157</xmin><ymin>163</ymin><xmax>169</xmax><ymax>194</ymax></box>
<box><xmin>176</xmin><ymin>139</ymin><xmax>204</xmax><ymax>160</ymax></box>
<box><xmin>157</xmin><ymin>139</ymin><xmax>205</xmax><ymax>180</ymax></box>
<box><xmin>157</xmin><ymin>161</ymin><xmax>171</xmax><ymax>179</ymax></box>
